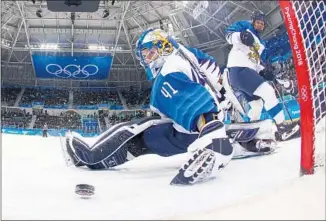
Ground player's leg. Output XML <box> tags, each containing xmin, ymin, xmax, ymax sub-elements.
<box><xmin>228</xmin><ymin>67</ymin><xmax>284</xmax><ymax>123</ymax></box>
<box><xmin>253</xmin><ymin>81</ymin><xmax>300</xmax><ymax>140</ymax></box>
<box><xmin>240</xmin><ymin>93</ymin><xmax>264</xmax><ymax>122</ymax></box>
<box><xmin>65</xmin><ymin>122</ymin><xmax>196</xmax><ymax>169</ymax></box>
<box><xmin>226</xmin><ymin>67</ymin><xmax>299</xmax><ymax>140</ymax></box>
<box><xmin>142</xmin><ymin>123</ymin><xmax>198</xmax><ymax>157</ymax></box>
<box><xmin>223</xmin><ymin>68</ymin><xmax>264</xmax><ymax>122</ymax></box>
<box><xmin>143</xmin><ymin>118</ymin><xmax>276</xmax><ymax>159</ymax></box>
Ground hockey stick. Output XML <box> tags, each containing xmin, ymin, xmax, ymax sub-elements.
<box><xmin>270</xmin><ymin>79</ymin><xmax>300</xmax><ymax>140</ymax></box>
<box><xmin>270</xmin><ymin>80</ymin><xmax>294</xmax><ymax>122</ymax></box>
<box><xmin>251</xmin><ymin>46</ymin><xmax>294</xmax><ymax>123</ymax></box>
<box><xmin>168</xmin><ymin>37</ymin><xmax>221</xmax><ymax>98</ymax></box>
<box><xmin>251</xmin><ymin>46</ymin><xmax>300</xmax><ymax>140</ymax></box>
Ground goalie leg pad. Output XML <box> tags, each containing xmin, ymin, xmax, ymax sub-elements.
<box><xmin>226</xmin><ymin>128</ymin><xmax>259</xmax><ymax>142</ymax></box>
<box><xmin>171</xmin><ymin>120</ymin><xmax>233</xmax><ymax>185</ymax></box>
<box><xmin>65</xmin><ymin>117</ymin><xmax>172</xmax><ymax>169</ymax></box>
<box><xmin>226</xmin><ymin>119</ymin><xmax>277</xmax><ymax>141</ymax></box>
<box><xmin>61</xmin><ymin>135</ymin><xmax>85</xmax><ymax>167</ymax></box>
<box><xmin>69</xmin><ymin>130</ymin><xmax>133</xmax><ymax>168</ymax></box>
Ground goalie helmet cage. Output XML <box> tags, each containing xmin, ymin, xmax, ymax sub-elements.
<box><xmin>279</xmin><ymin>1</ymin><xmax>325</xmax><ymax>175</ymax></box>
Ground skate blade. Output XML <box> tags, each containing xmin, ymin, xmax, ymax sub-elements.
<box><xmin>232</xmin><ymin>149</ymin><xmax>276</xmax><ymax>160</ymax></box>
<box><xmin>281</xmin><ymin>124</ymin><xmax>300</xmax><ymax>141</ymax></box>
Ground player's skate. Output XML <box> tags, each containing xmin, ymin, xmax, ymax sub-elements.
<box><xmin>232</xmin><ymin>139</ymin><xmax>277</xmax><ymax>159</ymax></box>
<box><xmin>224</xmin><ymin>119</ymin><xmax>278</xmax><ymax>159</ymax></box>
<box><xmin>275</xmin><ymin>123</ymin><xmax>300</xmax><ymax>141</ymax></box>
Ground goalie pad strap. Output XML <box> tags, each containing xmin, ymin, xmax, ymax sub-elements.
<box><xmin>196</xmin><ymin>113</ymin><xmax>220</xmax><ymax>132</ymax></box>
<box><xmin>226</xmin><ymin>128</ymin><xmax>259</xmax><ymax>142</ymax></box>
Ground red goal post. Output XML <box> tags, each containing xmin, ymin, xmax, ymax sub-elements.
<box><xmin>279</xmin><ymin>1</ymin><xmax>325</xmax><ymax>175</ymax></box>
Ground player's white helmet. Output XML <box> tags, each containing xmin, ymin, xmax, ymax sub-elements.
<box><xmin>135</xmin><ymin>28</ymin><xmax>174</xmax><ymax>80</ymax></box>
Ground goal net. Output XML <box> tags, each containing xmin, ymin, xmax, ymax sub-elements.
<box><xmin>279</xmin><ymin>0</ymin><xmax>326</xmax><ymax>175</ymax></box>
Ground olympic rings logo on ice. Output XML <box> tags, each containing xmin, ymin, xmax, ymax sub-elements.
<box><xmin>300</xmin><ymin>85</ymin><xmax>308</xmax><ymax>102</ymax></box>
<box><xmin>45</xmin><ymin>64</ymin><xmax>99</xmax><ymax>79</ymax></box>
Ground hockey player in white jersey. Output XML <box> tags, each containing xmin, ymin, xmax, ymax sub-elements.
<box><xmin>223</xmin><ymin>10</ymin><xmax>299</xmax><ymax>140</ymax></box>
<box><xmin>62</xmin><ymin>28</ymin><xmax>277</xmax><ymax>186</ymax></box>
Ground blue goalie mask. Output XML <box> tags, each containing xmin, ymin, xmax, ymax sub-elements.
<box><xmin>135</xmin><ymin>28</ymin><xmax>175</xmax><ymax>80</ymax></box>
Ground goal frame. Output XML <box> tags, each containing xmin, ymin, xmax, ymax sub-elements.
<box><xmin>278</xmin><ymin>0</ymin><xmax>315</xmax><ymax>175</ymax></box>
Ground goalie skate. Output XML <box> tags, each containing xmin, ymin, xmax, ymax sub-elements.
<box><xmin>232</xmin><ymin>139</ymin><xmax>278</xmax><ymax>160</ymax></box>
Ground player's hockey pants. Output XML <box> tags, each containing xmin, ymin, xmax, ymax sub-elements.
<box><xmin>228</xmin><ymin>67</ymin><xmax>265</xmax><ymax>101</ymax></box>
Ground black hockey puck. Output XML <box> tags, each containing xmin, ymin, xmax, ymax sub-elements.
<box><xmin>75</xmin><ymin>184</ymin><xmax>95</xmax><ymax>198</ymax></box>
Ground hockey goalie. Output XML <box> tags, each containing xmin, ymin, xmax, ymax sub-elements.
<box><xmin>62</xmin><ymin>28</ymin><xmax>278</xmax><ymax>186</ymax></box>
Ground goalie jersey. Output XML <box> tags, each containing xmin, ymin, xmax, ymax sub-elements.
<box><xmin>149</xmin><ymin>45</ymin><xmax>222</xmax><ymax>133</ymax></box>
<box><xmin>225</xmin><ymin>20</ymin><xmax>267</xmax><ymax>72</ymax></box>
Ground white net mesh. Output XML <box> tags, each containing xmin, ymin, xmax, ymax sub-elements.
<box><xmin>292</xmin><ymin>1</ymin><xmax>326</xmax><ymax>169</ymax></box>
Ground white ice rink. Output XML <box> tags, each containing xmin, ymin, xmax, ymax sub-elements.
<box><xmin>2</xmin><ymin>120</ymin><xmax>325</xmax><ymax>220</ymax></box>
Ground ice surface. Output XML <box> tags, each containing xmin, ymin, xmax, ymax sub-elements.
<box><xmin>2</xmin><ymin>121</ymin><xmax>325</xmax><ymax>219</ymax></box>
<box><xmin>175</xmin><ymin>168</ymin><xmax>325</xmax><ymax>220</ymax></box>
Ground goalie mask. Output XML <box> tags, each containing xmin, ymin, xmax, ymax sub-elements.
<box><xmin>136</xmin><ymin>28</ymin><xmax>175</xmax><ymax>80</ymax></box>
